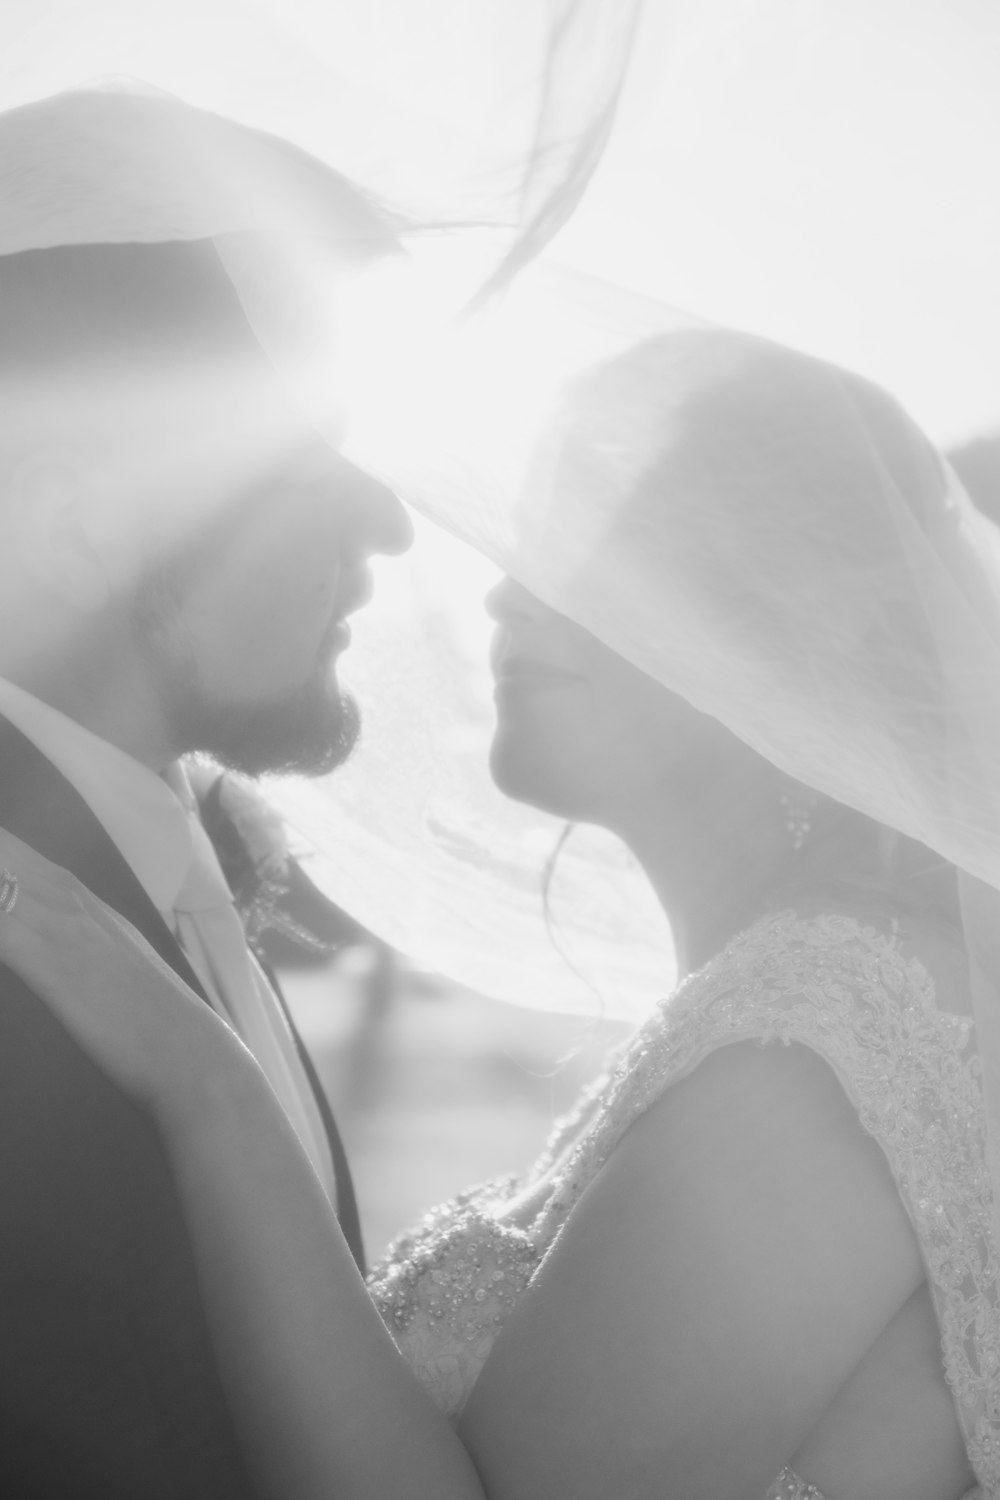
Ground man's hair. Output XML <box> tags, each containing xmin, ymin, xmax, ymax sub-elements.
<box><xmin>0</xmin><ymin>238</ymin><xmax>324</xmax><ymax>458</ymax></box>
<box><xmin>0</xmin><ymin>84</ymin><xmax>405</xmax><ymax>462</ymax></box>
<box><xmin>0</xmin><ymin>242</ymin><xmax>295</xmax><ymax>529</ymax></box>
<box><xmin>0</xmin><ymin>169</ymin><xmax>399</xmax><ymax>466</ymax></box>
<box><xmin>0</xmin><ymin>239</ymin><xmax>266</xmax><ymax>371</ymax></box>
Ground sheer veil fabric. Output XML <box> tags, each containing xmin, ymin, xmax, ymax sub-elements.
<box><xmin>327</xmin><ymin>251</ymin><xmax>1000</xmax><ymax>1017</ymax></box>
<box><xmin>1</xmin><ymin>0</ymin><xmax>642</xmax><ymax>279</ymax></box>
<box><xmin>6</xmin><ymin>3</ymin><xmax>1000</xmax><ymax>1218</ymax></box>
<box><xmin>0</xmin><ymin>0</ymin><xmax>671</xmax><ymax>1017</ymax></box>
<box><xmin>5</xmin><ymin>1</ymin><xmax>999</xmax><ymax>1019</ymax></box>
<box><xmin>7</xmin><ymin>2</ymin><xmax>1000</xmax><ymax>1479</ymax></box>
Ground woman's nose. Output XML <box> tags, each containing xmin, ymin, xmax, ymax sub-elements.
<box><xmin>484</xmin><ymin>575</ymin><xmax>539</xmax><ymax>622</ymax></box>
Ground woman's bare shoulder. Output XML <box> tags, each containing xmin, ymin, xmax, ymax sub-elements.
<box><xmin>461</xmin><ymin>1036</ymin><xmax>925</xmax><ymax>1500</ymax></box>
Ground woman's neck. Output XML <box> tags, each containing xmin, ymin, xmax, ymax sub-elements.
<box><xmin>614</xmin><ymin>789</ymin><xmax>960</xmax><ymax>980</ymax></box>
<box><xmin>610</xmin><ymin>777</ymin><xmax>795</xmax><ymax>978</ymax></box>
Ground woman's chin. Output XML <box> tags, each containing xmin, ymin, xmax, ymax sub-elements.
<box><xmin>488</xmin><ymin>739</ymin><xmax>588</xmax><ymax>822</ymax></box>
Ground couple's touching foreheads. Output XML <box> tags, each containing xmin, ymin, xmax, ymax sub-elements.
<box><xmin>0</xmin><ymin>86</ymin><xmax>997</xmax><ymax>1500</ymax></box>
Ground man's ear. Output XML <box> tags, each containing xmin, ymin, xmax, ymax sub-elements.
<box><xmin>6</xmin><ymin>451</ymin><xmax>121</xmax><ymax>610</ymax></box>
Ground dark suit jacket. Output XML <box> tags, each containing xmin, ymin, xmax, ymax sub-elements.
<box><xmin>0</xmin><ymin>715</ymin><xmax>266</xmax><ymax>1499</ymax></box>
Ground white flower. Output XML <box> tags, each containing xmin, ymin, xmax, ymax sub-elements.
<box><xmin>216</xmin><ymin>775</ymin><xmax>289</xmax><ymax>881</ymax></box>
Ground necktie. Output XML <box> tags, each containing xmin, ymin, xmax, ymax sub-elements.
<box><xmin>171</xmin><ymin>809</ymin><xmax>340</xmax><ymax>1186</ymax></box>
<box><xmin>162</xmin><ymin>766</ymin><xmax>365</xmax><ymax>1270</ymax></box>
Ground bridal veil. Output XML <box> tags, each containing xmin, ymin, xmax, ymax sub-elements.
<box><xmin>5</xmin><ymin>1</ymin><xmax>1000</xmax><ymax>1248</ymax></box>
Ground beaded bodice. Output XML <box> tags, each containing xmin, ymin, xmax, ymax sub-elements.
<box><xmin>368</xmin><ymin>911</ymin><xmax>994</xmax><ymax>1498</ymax></box>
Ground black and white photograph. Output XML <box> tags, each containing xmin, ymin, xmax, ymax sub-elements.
<box><xmin>1</xmin><ymin>2</ymin><xmax>999</xmax><ymax>1495</ymax></box>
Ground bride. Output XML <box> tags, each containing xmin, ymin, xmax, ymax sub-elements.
<box><xmin>0</xmin><ymin>326</ymin><xmax>995</xmax><ymax>1499</ymax></box>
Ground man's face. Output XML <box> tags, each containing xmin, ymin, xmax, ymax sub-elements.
<box><xmin>137</xmin><ymin>428</ymin><xmax>412</xmax><ymax>778</ymax></box>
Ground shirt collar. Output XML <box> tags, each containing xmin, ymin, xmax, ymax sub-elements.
<box><xmin>0</xmin><ymin>677</ymin><xmax>193</xmax><ymax>913</ymax></box>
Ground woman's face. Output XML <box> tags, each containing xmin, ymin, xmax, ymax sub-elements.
<box><xmin>486</xmin><ymin>577</ymin><xmax>729</xmax><ymax>828</ymax></box>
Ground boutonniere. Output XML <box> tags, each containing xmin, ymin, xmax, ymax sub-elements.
<box><xmin>186</xmin><ymin>758</ymin><xmax>332</xmax><ymax>958</ymax></box>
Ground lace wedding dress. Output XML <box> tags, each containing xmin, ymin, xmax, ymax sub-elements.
<box><xmin>369</xmin><ymin>911</ymin><xmax>994</xmax><ymax>1498</ymax></box>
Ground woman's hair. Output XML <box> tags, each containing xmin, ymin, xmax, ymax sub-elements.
<box><xmin>551</xmin><ymin>329</ymin><xmax>966</xmax><ymax>933</ymax></box>
<box><xmin>788</xmin><ymin>799</ymin><xmax>963</xmax><ymax>935</ymax></box>
<box><xmin>557</xmin><ymin>329</ymin><xmax>949</xmax><ymax>681</ymax></box>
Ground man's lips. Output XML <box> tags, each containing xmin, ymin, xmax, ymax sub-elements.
<box><xmin>327</xmin><ymin>576</ymin><xmax>373</xmax><ymax>654</ymax></box>
<box><xmin>320</xmin><ymin>612</ymin><xmax>356</xmax><ymax>665</ymax></box>
<box><xmin>337</xmin><ymin>565</ymin><xmax>375</xmax><ymax>620</ymax></box>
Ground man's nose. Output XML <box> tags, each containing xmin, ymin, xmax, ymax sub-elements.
<box><xmin>351</xmin><ymin>466</ymin><xmax>414</xmax><ymax>556</ymax></box>
<box><xmin>371</xmin><ymin>480</ymin><xmax>414</xmax><ymax>556</ymax></box>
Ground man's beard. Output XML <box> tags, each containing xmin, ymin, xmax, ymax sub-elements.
<box><xmin>171</xmin><ymin>671</ymin><xmax>361</xmax><ymax>779</ymax></box>
<box><xmin>134</xmin><ymin>575</ymin><xmax>362</xmax><ymax>778</ymax></box>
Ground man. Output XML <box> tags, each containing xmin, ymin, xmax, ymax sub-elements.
<box><xmin>0</xmin><ymin>89</ymin><xmax>411</xmax><ymax>1497</ymax></box>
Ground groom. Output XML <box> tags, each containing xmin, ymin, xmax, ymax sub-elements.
<box><xmin>0</xmin><ymin>92</ymin><xmax>411</xmax><ymax>1497</ymax></box>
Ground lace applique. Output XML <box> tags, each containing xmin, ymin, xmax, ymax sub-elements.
<box><xmin>765</xmin><ymin>1472</ymin><xmax>983</xmax><ymax>1500</ymax></box>
<box><xmin>368</xmin><ymin>1176</ymin><xmax>541</xmax><ymax>1417</ymax></box>
<box><xmin>765</xmin><ymin>1471</ymin><xmax>827</xmax><ymax>1500</ymax></box>
<box><xmin>369</xmin><ymin>911</ymin><xmax>998</xmax><ymax>1496</ymax></box>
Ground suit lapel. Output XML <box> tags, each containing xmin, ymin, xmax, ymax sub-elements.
<box><xmin>0</xmin><ymin>715</ymin><xmax>368</xmax><ymax>1272</ymax></box>
<box><xmin>0</xmin><ymin>714</ymin><xmax>211</xmax><ymax>1005</ymax></box>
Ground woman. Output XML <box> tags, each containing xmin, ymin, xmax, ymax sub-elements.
<box><xmin>0</xmin><ymin>327</ymin><xmax>996</xmax><ymax>1499</ymax></box>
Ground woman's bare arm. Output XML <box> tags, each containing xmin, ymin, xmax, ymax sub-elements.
<box><xmin>459</xmin><ymin>1039</ymin><xmax>939</xmax><ymax>1500</ymax></box>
